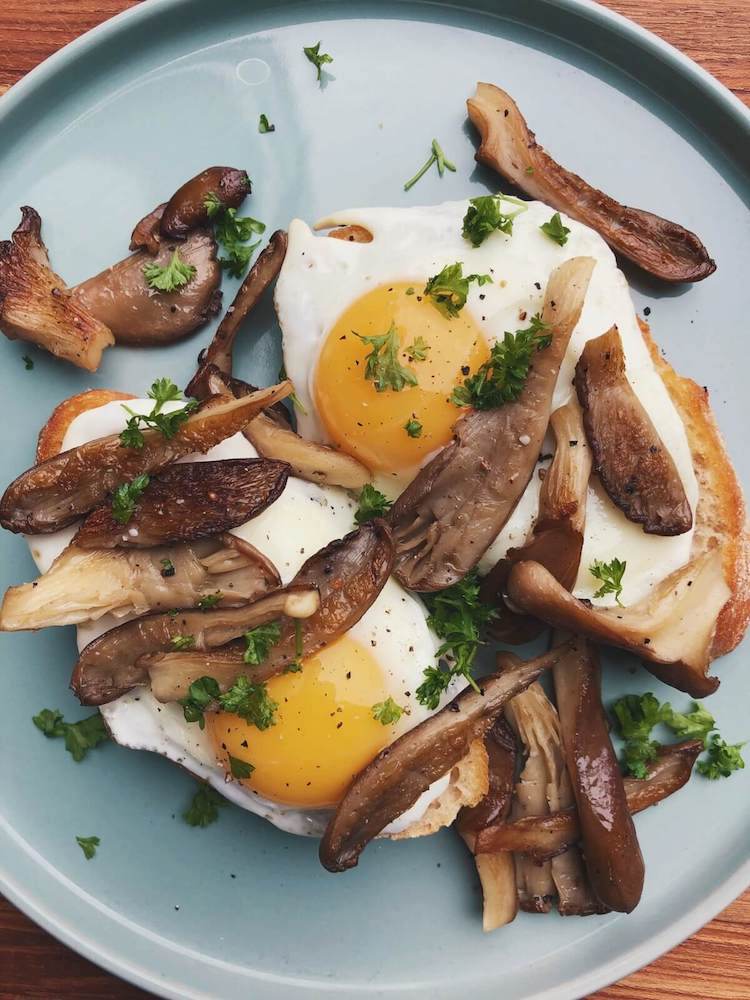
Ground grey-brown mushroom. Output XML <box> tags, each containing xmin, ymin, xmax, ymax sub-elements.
<box><xmin>0</xmin><ymin>207</ymin><xmax>114</xmax><ymax>371</ymax></box>
<box><xmin>160</xmin><ymin>167</ymin><xmax>251</xmax><ymax>239</ymax></box>
<box><xmin>466</xmin><ymin>83</ymin><xmax>715</xmax><ymax>283</ymax></box>
<box><xmin>575</xmin><ymin>325</ymin><xmax>692</xmax><ymax>536</ymax></box>
<box><xmin>389</xmin><ymin>256</ymin><xmax>594</xmax><ymax>591</ymax></box>
<box><xmin>0</xmin><ymin>383</ymin><xmax>291</xmax><ymax>535</ymax></box>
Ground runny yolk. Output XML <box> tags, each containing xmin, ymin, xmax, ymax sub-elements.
<box><xmin>206</xmin><ymin>636</ymin><xmax>392</xmax><ymax>808</ymax></box>
<box><xmin>314</xmin><ymin>282</ymin><xmax>489</xmax><ymax>475</ymax></box>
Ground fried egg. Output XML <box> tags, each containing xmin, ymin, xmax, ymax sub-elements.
<box><xmin>28</xmin><ymin>398</ymin><xmax>457</xmax><ymax>837</ymax></box>
<box><xmin>274</xmin><ymin>198</ymin><xmax>698</xmax><ymax>605</ymax></box>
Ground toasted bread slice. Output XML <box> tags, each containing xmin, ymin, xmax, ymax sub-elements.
<box><xmin>36</xmin><ymin>388</ymin><xmax>135</xmax><ymax>463</ymax></box>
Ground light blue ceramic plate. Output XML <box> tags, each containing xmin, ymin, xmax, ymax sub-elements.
<box><xmin>0</xmin><ymin>1</ymin><xmax>748</xmax><ymax>997</ymax></box>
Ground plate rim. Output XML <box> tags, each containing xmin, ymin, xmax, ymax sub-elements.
<box><xmin>0</xmin><ymin>0</ymin><xmax>748</xmax><ymax>997</ymax></box>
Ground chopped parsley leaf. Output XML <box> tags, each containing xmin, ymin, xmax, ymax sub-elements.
<box><xmin>160</xmin><ymin>557</ymin><xmax>176</xmax><ymax>577</ymax></box>
<box><xmin>404</xmin><ymin>417</ymin><xmax>423</xmax><ymax>438</ymax></box>
<box><xmin>142</xmin><ymin>249</ymin><xmax>196</xmax><ymax>292</ymax></box>
<box><xmin>243</xmin><ymin>621</ymin><xmax>281</xmax><ymax>665</ymax></box>
<box><xmin>204</xmin><ymin>192</ymin><xmax>264</xmax><ymax>278</ymax></box>
<box><xmin>180</xmin><ymin>676</ymin><xmax>220</xmax><ymax>729</ymax></box>
<box><xmin>33</xmin><ymin>708</ymin><xmax>109</xmax><ymax>762</ymax></box>
<box><xmin>404</xmin><ymin>138</ymin><xmax>456</xmax><ymax>192</ymax></box>
<box><xmin>184</xmin><ymin>784</ymin><xmax>226</xmax><ymax>827</ymax></box>
<box><xmin>286</xmin><ymin>619</ymin><xmax>304</xmax><ymax>674</ymax></box>
<box><xmin>22</xmin><ymin>354</ymin><xmax>34</xmax><ymax>370</ymax></box>
<box><xmin>371</xmin><ymin>697</ymin><xmax>405</xmax><ymax>725</ymax></box>
<box><xmin>354</xmin><ymin>484</ymin><xmax>392</xmax><ymax>525</ymax></box>
<box><xmin>539</xmin><ymin>212</ymin><xmax>571</xmax><ymax>247</ymax></box>
<box><xmin>697</xmin><ymin>735</ymin><xmax>746</xmax><ymax>779</ymax></box>
<box><xmin>406</xmin><ymin>336</ymin><xmax>430</xmax><ymax>361</ymax></box>
<box><xmin>228</xmin><ymin>754</ymin><xmax>255</xmax><ymax>779</ymax></box>
<box><xmin>423</xmin><ymin>263</ymin><xmax>491</xmax><ymax>318</ymax></box>
<box><xmin>76</xmin><ymin>835</ymin><xmax>100</xmax><ymax>860</ymax></box>
<box><xmin>170</xmin><ymin>634</ymin><xmax>196</xmax><ymax>651</ymax></box>
<box><xmin>355</xmin><ymin>321</ymin><xmax>418</xmax><ymax>393</ymax></box>
<box><xmin>590</xmin><ymin>557</ymin><xmax>627</xmax><ymax>606</ymax></box>
<box><xmin>258</xmin><ymin>113</ymin><xmax>275</xmax><ymax>133</ymax></box>
<box><xmin>198</xmin><ymin>592</ymin><xmax>223</xmax><ymax>611</ymax></box>
<box><xmin>461</xmin><ymin>194</ymin><xmax>528</xmax><ymax>247</ymax></box>
<box><xmin>111</xmin><ymin>473</ymin><xmax>150</xmax><ymax>525</ymax></box>
<box><xmin>219</xmin><ymin>675</ymin><xmax>278</xmax><ymax>730</ymax></box>
<box><xmin>451</xmin><ymin>314</ymin><xmax>551</xmax><ymax>409</ymax></box>
<box><xmin>303</xmin><ymin>41</ymin><xmax>333</xmax><ymax>82</ymax></box>
<box><xmin>119</xmin><ymin>378</ymin><xmax>198</xmax><ymax>450</ymax></box>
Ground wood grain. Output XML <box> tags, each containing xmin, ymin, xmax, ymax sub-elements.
<box><xmin>0</xmin><ymin>1</ymin><xmax>748</xmax><ymax>998</ymax></box>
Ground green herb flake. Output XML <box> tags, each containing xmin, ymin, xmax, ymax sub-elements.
<box><xmin>540</xmin><ymin>212</ymin><xmax>571</xmax><ymax>247</ymax></box>
<box><xmin>181</xmin><ymin>676</ymin><xmax>221</xmax><ymax>729</ymax></box>
<box><xmin>198</xmin><ymin>592</ymin><xmax>223</xmax><ymax>612</ymax></box>
<box><xmin>228</xmin><ymin>754</ymin><xmax>255</xmax><ymax>779</ymax></box>
<box><xmin>404</xmin><ymin>417</ymin><xmax>423</xmax><ymax>438</ymax></box>
<box><xmin>371</xmin><ymin>696</ymin><xmax>405</xmax><ymax>725</ymax></box>
<box><xmin>697</xmin><ymin>735</ymin><xmax>746</xmax><ymax>779</ymax></box>
<box><xmin>203</xmin><ymin>191</ymin><xmax>264</xmax><ymax>278</ymax></box>
<box><xmin>590</xmin><ymin>557</ymin><xmax>627</xmax><ymax>606</ymax></box>
<box><xmin>303</xmin><ymin>41</ymin><xmax>333</xmax><ymax>82</ymax></box>
<box><xmin>111</xmin><ymin>473</ymin><xmax>150</xmax><ymax>525</ymax></box>
<box><xmin>355</xmin><ymin>321</ymin><xmax>418</xmax><ymax>393</ymax></box>
<box><xmin>258</xmin><ymin>113</ymin><xmax>275</xmax><ymax>133</ymax></box>
<box><xmin>170</xmin><ymin>634</ymin><xmax>196</xmax><ymax>651</ymax></box>
<box><xmin>76</xmin><ymin>835</ymin><xmax>100</xmax><ymax>860</ymax></box>
<box><xmin>354</xmin><ymin>484</ymin><xmax>392</xmax><ymax>525</ymax></box>
<box><xmin>22</xmin><ymin>354</ymin><xmax>34</xmax><ymax>370</ymax></box>
<box><xmin>119</xmin><ymin>378</ymin><xmax>198</xmax><ymax>450</ymax></box>
<box><xmin>451</xmin><ymin>314</ymin><xmax>551</xmax><ymax>409</ymax></box>
<box><xmin>404</xmin><ymin>138</ymin><xmax>456</xmax><ymax>192</ymax></box>
<box><xmin>461</xmin><ymin>194</ymin><xmax>528</xmax><ymax>247</ymax></box>
<box><xmin>423</xmin><ymin>263</ymin><xmax>491</xmax><ymax>318</ymax></box>
<box><xmin>405</xmin><ymin>336</ymin><xmax>430</xmax><ymax>362</ymax></box>
<box><xmin>243</xmin><ymin>621</ymin><xmax>282</xmax><ymax>665</ymax></box>
<box><xmin>142</xmin><ymin>249</ymin><xmax>196</xmax><ymax>292</ymax></box>
<box><xmin>220</xmin><ymin>676</ymin><xmax>278</xmax><ymax>731</ymax></box>
<box><xmin>33</xmin><ymin>709</ymin><xmax>109</xmax><ymax>762</ymax></box>
<box><xmin>183</xmin><ymin>784</ymin><xmax>226</xmax><ymax>827</ymax></box>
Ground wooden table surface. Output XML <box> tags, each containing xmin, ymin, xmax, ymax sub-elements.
<box><xmin>1</xmin><ymin>1</ymin><xmax>748</xmax><ymax>998</ymax></box>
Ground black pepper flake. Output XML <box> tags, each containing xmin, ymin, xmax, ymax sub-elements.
<box><xmin>644</xmin><ymin>306</ymin><xmax>651</xmax><ymax>316</ymax></box>
<box><xmin>346</xmin><ymin>671</ymin><xmax>351</xmax><ymax>679</ymax></box>
<box><xmin>534</xmin><ymin>281</ymin><xmax>541</xmax><ymax>290</ymax></box>
<box><xmin>479</xmin><ymin>293</ymin><xmax>486</xmax><ymax>300</ymax></box>
<box><xmin>643</xmin><ymin>638</ymin><xmax>651</xmax><ymax>645</ymax></box>
<box><xmin>569</xmin><ymin>440</ymin><xmax>578</xmax><ymax>447</ymax></box>
<box><xmin>461</xmin><ymin>365</ymin><xmax>470</xmax><ymax>375</ymax></box>
<box><xmin>336</xmin><ymin>722</ymin><xmax>343</xmax><ymax>729</ymax></box>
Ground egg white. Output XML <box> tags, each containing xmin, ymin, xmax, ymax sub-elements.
<box><xmin>274</xmin><ymin>198</ymin><xmax>698</xmax><ymax>606</ymax></box>
<box><xmin>28</xmin><ymin>398</ymin><xmax>457</xmax><ymax>837</ymax></box>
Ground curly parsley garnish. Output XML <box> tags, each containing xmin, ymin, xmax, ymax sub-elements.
<box><xmin>171</xmin><ymin>634</ymin><xmax>196</xmax><ymax>651</ymax></box>
<box><xmin>540</xmin><ymin>212</ymin><xmax>571</xmax><ymax>247</ymax></box>
<box><xmin>354</xmin><ymin>484</ymin><xmax>392</xmax><ymax>525</ymax></box>
<box><xmin>589</xmin><ymin>557</ymin><xmax>627</xmax><ymax>606</ymax></box>
<box><xmin>184</xmin><ymin>784</ymin><xmax>226</xmax><ymax>827</ymax></box>
<box><xmin>423</xmin><ymin>263</ymin><xmax>491</xmax><ymax>318</ymax></box>
<box><xmin>356</xmin><ymin>321</ymin><xmax>418</xmax><ymax>393</ymax></box>
<box><xmin>461</xmin><ymin>194</ymin><xmax>528</xmax><ymax>247</ymax></box>
<box><xmin>32</xmin><ymin>708</ymin><xmax>109</xmax><ymax>762</ymax></box>
<box><xmin>372</xmin><ymin>697</ymin><xmax>406</xmax><ymax>725</ymax></box>
<box><xmin>180</xmin><ymin>674</ymin><xmax>277</xmax><ymax>731</ymax></box>
<box><xmin>119</xmin><ymin>378</ymin><xmax>198</xmax><ymax>450</ymax></box>
<box><xmin>303</xmin><ymin>41</ymin><xmax>333</xmax><ymax>82</ymax></box>
<box><xmin>22</xmin><ymin>354</ymin><xmax>34</xmax><ymax>370</ymax></box>
<box><xmin>404</xmin><ymin>138</ymin><xmax>456</xmax><ymax>192</ymax></box>
<box><xmin>111</xmin><ymin>473</ymin><xmax>150</xmax><ymax>525</ymax></box>
<box><xmin>611</xmin><ymin>692</ymin><xmax>745</xmax><ymax>780</ymax></box>
<box><xmin>405</xmin><ymin>336</ymin><xmax>430</xmax><ymax>362</ymax></box>
<box><xmin>142</xmin><ymin>249</ymin><xmax>196</xmax><ymax>292</ymax></box>
<box><xmin>243</xmin><ymin>621</ymin><xmax>281</xmax><ymax>665</ymax></box>
<box><xmin>416</xmin><ymin>571</ymin><xmax>496</xmax><ymax>710</ymax></box>
<box><xmin>76</xmin><ymin>835</ymin><xmax>100</xmax><ymax>860</ymax></box>
<box><xmin>204</xmin><ymin>191</ymin><xmax>265</xmax><ymax>278</ymax></box>
<box><xmin>404</xmin><ymin>417</ymin><xmax>422</xmax><ymax>438</ymax></box>
<box><xmin>451</xmin><ymin>314</ymin><xmax>551</xmax><ymax>409</ymax></box>
<box><xmin>258</xmin><ymin>113</ymin><xmax>275</xmax><ymax>133</ymax></box>
<box><xmin>228</xmin><ymin>754</ymin><xmax>255</xmax><ymax>779</ymax></box>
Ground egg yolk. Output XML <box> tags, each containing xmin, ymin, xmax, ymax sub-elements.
<box><xmin>206</xmin><ymin>636</ymin><xmax>392</xmax><ymax>808</ymax></box>
<box><xmin>314</xmin><ymin>282</ymin><xmax>489</xmax><ymax>475</ymax></box>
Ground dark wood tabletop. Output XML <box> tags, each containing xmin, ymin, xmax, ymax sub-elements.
<box><xmin>1</xmin><ymin>2</ymin><xmax>749</xmax><ymax>998</ymax></box>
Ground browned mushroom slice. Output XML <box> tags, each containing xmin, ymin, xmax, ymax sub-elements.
<box><xmin>466</xmin><ymin>83</ymin><xmax>715</xmax><ymax>283</ymax></box>
<box><xmin>0</xmin><ymin>207</ymin><xmax>114</xmax><ymax>371</ymax></box>
<box><xmin>71</xmin><ymin>584</ymin><xmax>318</xmax><ymax>707</ymax></box>
<box><xmin>575</xmin><ymin>326</ymin><xmax>692</xmax><ymax>535</ymax></box>
<box><xmin>507</xmin><ymin>551</ymin><xmax>730</xmax><ymax>697</ymax></box>
<box><xmin>141</xmin><ymin>520</ymin><xmax>395</xmax><ymax>700</ymax></box>
<box><xmin>202</xmin><ymin>365</ymin><xmax>372</xmax><ymax>491</ymax></box>
<box><xmin>390</xmin><ymin>256</ymin><xmax>594</xmax><ymax>592</ymax></box>
<box><xmin>74</xmin><ymin>459</ymin><xmax>290</xmax><ymax>549</ymax></box>
<box><xmin>130</xmin><ymin>203</ymin><xmax>166</xmax><ymax>255</ymax></box>
<box><xmin>0</xmin><ymin>383</ymin><xmax>291</xmax><ymax>535</ymax></box>
<box><xmin>0</xmin><ymin>533</ymin><xmax>279</xmax><ymax>633</ymax></box>
<box><xmin>187</xmin><ymin>231</ymin><xmax>288</xmax><ymax>395</ymax></box>
<box><xmin>457</xmin><ymin>719</ymin><xmax>519</xmax><ymax>931</ymax></box>
<box><xmin>71</xmin><ymin>228</ymin><xmax>222</xmax><ymax>346</ymax></box>
<box><xmin>475</xmin><ymin>740</ymin><xmax>703</xmax><ymax>859</ymax></box>
<box><xmin>319</xmin><ymin>645</ymin><xmax>569</xmax><ymax>873</ymax></box>
<box><xmin>160</xmin><ymin>167</ymin><xmax>251</xmax><ymax>239</ymax></box>
<box><xmin>482</xmin><ymin>400</ymin><xmax>591</xmax><ymax>642</ymax></box>
<box><xmin>553</xmin><ymin>637</ymin><xmax>645</xmax><ymax>913</ymax></box>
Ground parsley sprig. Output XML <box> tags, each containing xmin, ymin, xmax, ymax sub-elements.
<box><xmin>354</xmin><ymin>484</ymin><xmax>392</xmax><ymax>525</ymax></box>
<box><xmin>404</xmin><ymin>138</ymin><xmax>456</xmax><ymax>192</ymax></box>
<box><xmin>180</xmin><ymin>675</ymin><xmax>278</xmax><ymax>731</ymax></box>
<box><xmin>540</xmin><ymin>212</ymin><xmax>571</xmax><ymax>247</ymax></box>
<box><xmin>171</xmin><ymin>634</ymin><xmax>196</xmax><ymax>651</ymax></box>
<box><xmin>198</xmin><ymin>592</ymin><xmax>223</xmax><ymax>612</ymax></box>
<box><xmin>32</xmin><ymin>709</ymin><xmax>109</xmax><ymax>762</ymax></box>
<box><xmin>184</xmin><ymin>784</ymin><xmax>226</xmax><ymax>827</ymax></box>
<box><xmin>405</xmin><ymin>336</ymin><xmax>430</xmax><ymax>362</ymax></box>
<box><xmin>590</xmin><ymin>557</ymin><xmax>627</xmax><ymax>606</ymax></box>
<box><xmin>423</xmin><ymin>263</ymin><xmax>491</xmax><ymax>318</ymax></box>
<box><xmin>258</xmin><ymin>113</ymin><xmax>275</xmax><ymax>133</ymax></box>
<box><xmin>451</xmin><ymin>314</ymin><xmax>551</xmax><ymax>409</ymax></box>
<box><xmin>228</xmin><ymin>754</ymin><xmax>255</xmax><ymax>779</ymax></box>
<box><xmin>611</xmin><ymin>692</ymin><xmax>745</xmax><ymax>780</ymax></box>
<box><xmin>462</xmin><ymin>194</ymin><xmax>528</xmax><ymax>247</ymax></box>
<box><xmin>303</xmin><ymin>41</ymin><xmax>333</xmax><ymax>82</ymax></box>
<box><xmin>204</xmin><ymin>192</ymin><xmax>265</xmax><ymax>278</ymax></box>
<box><xmin>76</xmin><ymin>835</ymin><xmax>100</xmax><ymax>860</ymax></box>
<box><xmin>142</xmin><ymin>249</ymin><xmax>196</xmax><ymax>292</ymax></box>
<box><xmin>372</xmin><ymin>697</ymin><xmax>406</xmax><ymax>725</ymax></box>
<box><xmin>111</xmin><ymin>473</ymin><xmax>150</xmax><ymax>525</ymax></box>
<box><xmin>404</xmin><ymin>417</ymin><xmax>422</xmax><ymax>438</ymax></box>
<box><xmin>243</xmin><ymin>621</ymin><xmax>281</xmax><ymax>665</ymax></box>
<box><xmin>356</xmin><ymin>322</ymin><xmax>418</xmax><ymax>393</ymax></box>
<box><xmin>119</xmin><ymin>378</ymin><xmax>198</xmax><ymax>450</ymax></box>
<box><xmin>417</xmin><ymin>571</ymin><xmax>496</xmax><ymax>710</ymax></box>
